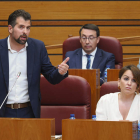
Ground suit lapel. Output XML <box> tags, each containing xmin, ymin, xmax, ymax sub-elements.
<box><xmin>0</xmin><ymin>38</ymin><xmax>9</xmax><ymax>91</ymax></box>
<box><xmin>27</xmin><ymin>38</ymin><xmax>35</xmax><ymax>87</ymax></box>
<box><xmin>92</xmin><ymin>48</ymin><xmax>102</xmax><ymax>69</ymax></box>
<box><xmin>76</xmin><ymin>48</ymin><xmax>82</xmax><ymax>68</ymax></box>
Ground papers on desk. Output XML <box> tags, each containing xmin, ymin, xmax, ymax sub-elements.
<box><xmin>55</xmin><ymin>135</ymin><xmax>62</xmax><ymax>139</ymax></box>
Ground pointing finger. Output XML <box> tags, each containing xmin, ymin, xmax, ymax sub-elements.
<box><xmin>62</xmin><ymin>57</ymin><xmax>69</xmax><ymax>64</ymax></box>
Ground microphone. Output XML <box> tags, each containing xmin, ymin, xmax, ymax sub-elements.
<box><xmin>0</xmin><ymin>72</ymin><xmax>21</xmax><ymax>109</ymax></box>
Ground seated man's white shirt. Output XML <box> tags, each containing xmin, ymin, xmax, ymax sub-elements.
<box><xmin>7</xmin><ymin>36</ymin><xmax>30</xmax><ymax>104</ymax></box>
<box><xmin>82</xmin><ymin>47</ymin><xmax>97</xmax><ymax>69</ymax></box>
<box><xmin>96</xmin><ymin>92</ymin><xmax>140</xmax><ymax>121</ymax></box>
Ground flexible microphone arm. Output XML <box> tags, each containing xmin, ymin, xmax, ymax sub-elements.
<box><xmin>0</xmin><ymin>72</ymin><xmax>21</xmax><ymax>109</ymax></box>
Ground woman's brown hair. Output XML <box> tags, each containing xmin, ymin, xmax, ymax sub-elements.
<box><xmin>119</xmin><ymin>65</ymin><xmax>140</xmax><ymax>93</ymax></box>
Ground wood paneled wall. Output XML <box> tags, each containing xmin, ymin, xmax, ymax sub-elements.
<box><xmin>0</xmin><ymin>1</ymin><xmax>140</xmax><ymax>66</ymax></box>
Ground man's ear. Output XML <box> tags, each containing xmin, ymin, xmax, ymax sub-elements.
<box><xmin>79</xmin><ymin>36</ymin><xmax>82</xmax><ymax>44</ymax></box>
<box><xmin>97</xmin><ymin>36</ymin><xmax>100</xmax><ymax>44</ymax></box>
<box><xmin>8</xmin><ymin>25</ymin><xmax>13</xmax><ymax>34</ymax></box>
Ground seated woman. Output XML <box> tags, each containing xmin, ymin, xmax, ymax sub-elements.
<box><xmin>96</xmin><ymin>65</ymin><xmax>140</xmax><ymax>121</ymax></box>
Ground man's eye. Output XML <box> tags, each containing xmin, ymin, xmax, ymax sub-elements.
<box><xmin>89</xmin><ymin>37</ymin><xmax>94</xmax><ymax>40</ymax></box>
<box><xmin>90</xmin><ymin>36</ymin><xmax>96</xmax><ymax>39</ymax></box>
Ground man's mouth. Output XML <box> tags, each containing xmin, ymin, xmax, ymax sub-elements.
<box><xmin>85</xmin><ymin>45</ymin><xmax>91</xmax><ymax>49</ymax></box>
<box><xmin>20</xmin><ymin>35</ymin><xmax>27</xmax><ymax>40</ymax></box>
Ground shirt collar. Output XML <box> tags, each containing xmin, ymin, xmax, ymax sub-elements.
<box><xmin>82</xmin><ymin>47</ymin><xmax>97</xmax><ymax>56</ymax></box>
<box><xmin>7</xmin><ymin>35</ymin><xmax>28</xmax><ymax>53</ymax></box>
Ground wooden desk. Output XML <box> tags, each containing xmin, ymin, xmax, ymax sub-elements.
<box><xmin>62</xmin><ymin>119</ymin><xmax>138</xmax><ymax>140</ymax></box>
<box><xmin>69</xmin><ymin>69</ymin><xmax>100</xmax><ymax>117</ymax></box>
<box><xmin>107</xmin><ymin>69</ymin><xmax>120</xmax><ymax>82</ymax></box>
<box><xmin>0</xmin><ymin>118</ymin><xmax>55</xmax><ymax>140</ymax></box>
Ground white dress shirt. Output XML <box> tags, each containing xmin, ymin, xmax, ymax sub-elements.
<box><xmin>7</xmin><ymin>36</ymin><xmax>30</xmax><ymax>104</ymax></box>
<box><xmin>82</xmin><ymin>47</ymin><xmax>97</xmax><ymax>69</ymax></box>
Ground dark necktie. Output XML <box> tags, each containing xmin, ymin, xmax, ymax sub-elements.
<box><xmin>86</xmin><ymin>54</ymin><xmax>91</xmax><ymax>69</ymax></box>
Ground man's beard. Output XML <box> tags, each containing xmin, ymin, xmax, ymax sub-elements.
<box><xmin>14</xmin><ymin>34</ymin><xmax>27</xmax><ymax>45</ymax></box>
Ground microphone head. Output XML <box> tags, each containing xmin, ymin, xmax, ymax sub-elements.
<box><xmin>17</xmin><ymin>72</ymin><xmax>21</xmax><ymax>77</ymax></box>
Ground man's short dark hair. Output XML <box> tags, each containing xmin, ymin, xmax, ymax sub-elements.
<box><xmin>8</xmin><ymin>9</ymin><xmax>31</xmax><ymax>27</ymax></box>
<box><xmin>79</xmin><ymin>24</ymin><xmax>100</xmax><ymax>37</ymax></box>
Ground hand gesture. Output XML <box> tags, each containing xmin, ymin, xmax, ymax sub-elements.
<box><xmin>58</xmin><ymin>57</ymin><xmax>69</xmax><ymax>75</ymax></box>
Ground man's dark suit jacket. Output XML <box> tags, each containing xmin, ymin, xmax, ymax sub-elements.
<box><xmin>0</xmin><ymin>37</ymin><xmax>68</xmax><ymax>117</ymax></box>
<box><xmin>65</xmin><ymin>48</ymin><xmax>115</xmax><ymax>85</ymax></box>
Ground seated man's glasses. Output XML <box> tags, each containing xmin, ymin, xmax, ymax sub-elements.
<box><xmin>81</xmin><ymin>35</ymin><xmax>97</xmax><ymax>43</ymax></box>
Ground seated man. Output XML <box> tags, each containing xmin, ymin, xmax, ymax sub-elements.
<box><xmin>65</xmin><ymin>24</ymin><xmax>115</xmax><ymax>85</ymax></box>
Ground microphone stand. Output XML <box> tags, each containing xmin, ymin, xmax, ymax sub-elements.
<box><xmin>0</xmin><ymin>72</ymin><xmax>21</xmax><ymax>109</ymax></box>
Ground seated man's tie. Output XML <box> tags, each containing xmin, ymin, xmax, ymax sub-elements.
<box><xmin>86</xmin><ymin>54</ymin><xmax>91</xmax><ymax>69</ymax></box>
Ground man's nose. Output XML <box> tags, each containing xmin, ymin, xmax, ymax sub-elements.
<box><xmin>86</xmin><ymin>38</ymin><xmax>89</xmax><ymax>44</ymax></box>
<box><xmin>23</xmin><ymin>28</ymin><xmax>27</xmax><ymax>34</ymax></box>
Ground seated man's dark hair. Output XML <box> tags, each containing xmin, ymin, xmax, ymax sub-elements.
<box><xmin>79</xmin><ymin>24</ymin><xmax>100</xmax><ymax>37</ymax></box>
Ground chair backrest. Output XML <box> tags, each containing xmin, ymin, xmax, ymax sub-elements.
<box><xmin>40</xmin><ymin>75</ymin><xmax>91</xmax><ymax>135</ymax></box>
<box><xmin>100</xmin><ymin>81</ymin><xmax>119</xmax><ymax>97</ymax></box>
<box><xmin>63</xmin><ymin>36</ymin><xmax>123</xmax><ymax>69</ymax></box>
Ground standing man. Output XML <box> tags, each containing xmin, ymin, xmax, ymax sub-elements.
<box><xmin>65</xmin><ymin>24</ymin><xmax>115</xmax><ymax>85</ymax></box>
<box><xmin>0</xmin><ymin>9</ymin><xmax>69</xmax><ymax>118</ymax></box>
